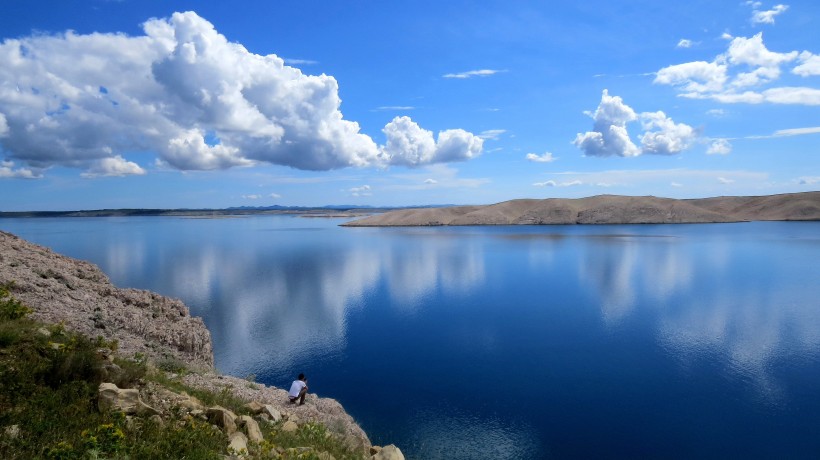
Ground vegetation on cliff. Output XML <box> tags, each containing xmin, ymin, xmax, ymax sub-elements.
<box><xmin>0</xmin><ymin>284</ymin><xmax>369</xmax><ymax>459</ymax></box>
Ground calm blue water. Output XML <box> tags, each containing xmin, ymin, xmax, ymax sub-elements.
<box><xmin>2</xmin><ymin>216</ymin><xmax>819</xmax><ymax>459</ymax></box>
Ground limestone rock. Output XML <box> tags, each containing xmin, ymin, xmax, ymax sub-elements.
<box><xmin>317</xmin><ymin>452</ymin><xmax>336</xmax><ymax>460</ymax></box>
<box><xmin>244</xmin><ymin>401</ymin><xmax>264</xmax><ymax>413</ymax></box>
<box><xmin>98</xmin><ymin>382</ymin><xmax>160</xmax><ymax>416</ymax></box>
<box><xmin>370</xmin><ymin>446</ymin><xmax>382</xmax><ymax>455</ymax></box>
<box><xmin>281</xmin><ymin>420</ymin><xmax>298</xmax><ymax>433</ymax></box>
<box><xmin>206</xmin><ymin>405</ymin><xmax>237</xmax><ymax>435</ymax></box>
<box><xmin>228</xmin><ymin>431</ymin><xmax>248</xmax><ymax>456</ymax></box>
<box><xmin>236</xmin><ymin>415</ymin><xmax>264</xmax><ymax>443</ymax></box>
<box><xmin>372</xmin><ymin>444</ymin><xmax>404</xmax><ymax>460</ymax></box>
<box><xmin>3</xmin><ymin>425</ymin><xmax>20</xmax><ymax>439</ymax></box>
<box><xmin>262</xmin><ymin>404</ymin><xmax>282</xmax><ymax>422</ymax></box>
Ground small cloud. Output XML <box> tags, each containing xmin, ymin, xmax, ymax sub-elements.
<box><xmin>424</xmin><ymin>178</ymin><xmax>437</xmax><ymax>184</ymax></box>
<box><xmin>671</xmin><ymin>181</ymin><xmax>683</xmax><ymax>187</ymax></box>
<box><xmin>707</xmin><ymin>138</ymin><xmax>732</xmax><ymax>155</ymax></box>
<box><xmin>373</xmin><ymin>106</ymin><xmax>416</xmax><ymax>111</ymax></box>
<box><xmin>706</xmin><ymin>108</ymin><xmax>727</xmax><ymax>117</ymax></box>
<box><xmin>595</xmin><ymin>182</ymin><xmax>614</xmax><ymax>187</ymax></box>
<box><xmin>242</xmin><ymin>194</ymin><xmax>262</xmax><ymax>200</ymax></box>
<box><xmin>721</xmin><ymin>32</ymin><xmax>734</xmax><ymax>40</ymax></box>
<box><xmin>80</xmin><ymin>156</ymin><xmax>146</xmax><ymax>178</ymax></box>
<box><xmin>478</xmin><ymin>129</ymin><xmax>506</xmax><ymax>140</ymax></box>
<box><xmin>0</xmin><ymin>160</ymin><xmax>42</xmax><ymax>179</ymax></box>
<box><xmin>269</xmin><ymin>193</ymin><xmax>282</xmax><ymax>199</ymax></box>
<box><xmin>717</xmin><ymin>176</ymin><xmax>735</xmax><ymax>184</ymax></box>
<box><xmin>751</xmin><ymin>3</ymin><xmax>789</xmax><ymax>25</ymax></box>
<box><xmin>283</xmin><ymin>58</ymin><xmax>318</xmax><ymax>65</ymax></box>
<box><xmin>773</xmin><ymin>126</ymin><xmax>820</xmax><ymax>137</ymax></box>
<box><xmin>348</xmin><ymin>185</ymin><xmax>372</xmax><ymax>197</ymax></box>
<box><xmin>677</xmin><ymin>39</ymin><xmax>693</xmax><ymax>48</ymax></box>
<box><xmin>443</xmin><ymin>69</ymin><xmax>505</xmax><ymax>79</ymax></box>
<box><xmin>533</xmin><ymin>179</ymin><xmax>582</xmax><ymax>187</ymax></box>
<box><xmin>526</xmin><ymin>152</ymin><xmax>557</xmax><ymax>163</ymax></box>
<box><xmin>797</xmin><ymin>176</ymin><xmax>820</xmax><ymax>185</ymax></box>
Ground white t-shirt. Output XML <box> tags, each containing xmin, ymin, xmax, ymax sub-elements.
<box><xmin>289</xmin><ymin>379</ymin><xmax>307</xmax><ymax>398</ymax></box>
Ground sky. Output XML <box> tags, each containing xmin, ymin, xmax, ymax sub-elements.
<box><xmin>0</xmin><ymin>0</ymin><xmax>818</xmax><ymax>211</ymax></box>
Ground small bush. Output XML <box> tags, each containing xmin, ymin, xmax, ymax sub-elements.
<box><xmin>0</xmin><ymin>283</ymin><xmax>32</xmax><ymax>320</ymax></box>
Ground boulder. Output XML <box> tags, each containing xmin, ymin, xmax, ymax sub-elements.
<box><xmin>98</xmin><ymin>382</ymin><xmax>160</xmax><ymax>416</ymax></box>
<box><xmin>236</xmin><ymin>415</ymin><xmax>264</xmax><ymax>443</ymax></box>
<box><xmin>281</xmin><ymin>420</ymin><xmax>298</xmax><ymax>433</ymax></box>
<box><xmin>370</xmin><ymin>446</ymin><xmax>382</xmax><ymax>455</ymax></box>
<box><xmin>228</xmin><ymin>431</ymin><xmax>248</xmax><ymax>456</ymax></box>
<box><xmin>206</xmin><ymin>405</ymin><xmax>237</xmax><ymax>435</ymax></box>
<box><xmin>3</xmin><ymin>425</ymin><xmax>20</xmax><ymax>439</ymax></box>
<box><xmin>262</xmin><ymin>404</ymin><xmax>282</xmax><ymax>422</ymax></box>
<box><xmin>372</xmin><ymin>444</ymin><xmax>404</xmax><ymax>460</ymax></box>
<box><xmin>317</xmin><ymin>452</ymin><xmax>336</xmax><ymax>460</ymax></box>
<box><xmin>244</xmin><ymin>401</ymin><xmax>264</xmax><ymax>413</ymax></box>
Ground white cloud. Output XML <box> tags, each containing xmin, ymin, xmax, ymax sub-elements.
<box><xmin>269</xmin><ymin>193</ymin><xmax>282</xmax><ymax>199</ymax></box>
<box><xmin>773</xmin><ymin>126</ymin><xmax>820</xmax><ymax>136</ymax></box>
<box><xmin>677</xmin><ymin>39</ymin><xmax>693</xmax><ymax>48</ymax></box>
<box><xmin>424</xmin><ymin>178</ymin><xmax>437</xmax><ymax>184</ymax></box>
<box><xmin>707</xmin><ymin>139</ymin><xmax>732</xmax><ymax>155</ymax></box>
<box><xmin>726</xmin><ymin>33</ymin><xmax>797</xmax><ymax>68</ymax></box>
<box><xmin>797</xmin><ymin>176</ymin><xmax>820</xmax><ymax>185</ymax></box>
<box><xmin>575</xmin><ymin>91</ymin><xmax>696</xmax><ymax>158</ymax></box>
<box><xmin>0</xmin><ymin>160</ymin><xmax>41</xmax><ymax>179</ymax></box>
<box><xmin>793</xmin><ymin>52</ymin><xmax>820</xmax><ymax>76</ymax></box>
<box><xmin>242</xmin><ymin>194</ymin><xmax>262</xmax><ymax>200</ymax></box>
<box><xmin>707</xmin><ymin>108</ymin><xmax>727</xmax><ymax>117</ymax></box>
<box><xmin>718</xmin><ymin>176</ymin><xmax>735</xmax><ymax>184</ymax></box>
<box><xmin>639</xmin><ymin>111</ymin><xmax>697</xmax><ymax>155</ymax></box>
<box><xmin>0</xmin><ymin>113</ymin><xmax>8</xmax><ymax>137</ymax></box>
<box><xmin>373</xmin><ymin>106</ymin><xmax>415</xmax><ymax>111</ymax></box>
<box><xmin>442</xmin><ymin>69</ymin><xmax>504</xmax><ymax>79</ymax></box>
<box><xmin>721</xmin><ymin>32</ymin><xmax>734</xmax><ymax>40</ymax></box>
<box><xmin>671</xmin><ymin>182</ymin><xmax>683</xmax><ymax>187</ymax></box>
<box><xmin>526</xmin><ymin>152</ymin><xmax>557</xmax><ymax>163</ymax></box>
<box><xmin>655</xmin><ymin>32</ymin><xmax>818</xmax><ymax>105</ymax></box>
<box><xmin>348</xmin><ymin>185</ymin><xmax>372</xmax><ymax>197</ymax></box>
<box><xmin>655</xmin><ymin>61</ymin><xmax>728</xmax><ymax>93</ymax></box>
<box><xmin>80</xmin><ymin>155</ymin><xmax>146</xmax><ymax>178</ymax></box>
<box><xmin>533</xmin><ymin>179</ymin><xmax>582</xmax><ymax>187</ymax></box>
<box><xmin>574</xmin><ymin>90</ymin><xmax>640</xmax><ymax>157</ymax></box>
<box><xmin>380</xmin><ymin>116</ymin><xmax>483</xmax><ymax>167</ymax></box>
<box><xmin>478</xmin><ymin>129</ymin><xmax>506</xmax><ymax>140</ymax></box>
<box><xmin>0</xmin><ymin>12</ymin><xmax>482</xmax><ymax>177</ymax></box>
<box><xmin>282</xmin><ymin>58</ymin><xmax>317</xmax><ymax>65</ymax></box>
<box><xmin>751</xmin><ymin>4</ymin><xmax>789</xmax><ymax>24</ymax></box>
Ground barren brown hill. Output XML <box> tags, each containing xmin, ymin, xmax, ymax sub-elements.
<box><xmin>343</xmin><ymin>191</ymin><xmax>820</xmax><ymax>226</ymax></box>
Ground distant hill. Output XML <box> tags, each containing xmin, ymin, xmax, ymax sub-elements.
<box><xmin>342</xmin><ymin>191</ymin><xmax>820</xmax><ymax>226</ymax></box>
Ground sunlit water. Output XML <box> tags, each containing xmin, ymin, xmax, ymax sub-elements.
<box><xmin>2</xmin><ymin>216</ymin><xmax>819</xmax><ymax>459</ymax></box>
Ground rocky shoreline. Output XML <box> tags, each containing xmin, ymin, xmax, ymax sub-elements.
<box><xmin>0</xmin><ymin>230</ymin><xmax>381</xmax><ymax>456</ymax></box>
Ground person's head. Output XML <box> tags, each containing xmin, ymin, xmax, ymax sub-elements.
<box><xmin>298</xmin><ymin>373</ymin><xmax>305</xmax><ymax>381</ymax></box>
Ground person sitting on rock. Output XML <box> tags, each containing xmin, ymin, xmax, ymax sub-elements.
<box><xmin>288</xmin><ymin>373</ymin><xmax>308</xmax><ymax>405</ymax></box>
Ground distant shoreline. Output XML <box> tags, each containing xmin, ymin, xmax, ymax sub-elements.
<box><xmin>342</xmin><ymin>191</ymin><xmax>820</xmax><ymax>227</ymax></box>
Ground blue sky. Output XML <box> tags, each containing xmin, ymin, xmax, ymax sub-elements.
<box><xmin>0</xmin><ymin>0</ymin><xmax>818</xmax><ymax>210</ymax></box>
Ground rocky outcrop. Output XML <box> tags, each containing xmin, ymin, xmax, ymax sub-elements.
<box><xmin>343</xmin><ymin>191</ymin><xmax>820</xmax><ymax>226</ymax></box>
<box><xmin>98</xmin><ymin>382</ymin><xmax>160</xmax><ymax>416</ymax></box>
<box><xmin>0</xmin><ymin>231</ymin><xmax>213</xmax><ymax>368</ymax></box>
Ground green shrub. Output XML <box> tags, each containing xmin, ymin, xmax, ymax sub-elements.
<box><xmin>0</xmin><ymin>283</ymin><xmax>32</xmax><ymax>320</ymax></box>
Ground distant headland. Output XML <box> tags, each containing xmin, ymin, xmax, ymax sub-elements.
<box><xmin>342</xmin><ymin>191</ymin><xmax>820</xmax><ymax>226</ymax></box>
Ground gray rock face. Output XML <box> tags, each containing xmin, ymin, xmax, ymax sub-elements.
<box><xmin>0</xmin><ymin>231</ymin><xmax>213</xmax><ymax>368</ymax></box>
<box><xmin>236</xmin><ymin>415</ymin><xmax>264</xmax><ymax>443</ymax></box>
<box><xmin>206</xmin><ymin>405</ymin><xmax>237</xmax><ymax>435</ymax></box>
<box><xmin>228</xmin><ymin>431</ymin><xmax>248</xmax><ymax>456</ymax></box>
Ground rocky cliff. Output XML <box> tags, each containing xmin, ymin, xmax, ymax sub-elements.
<box><xmin>343</xmin><ymin>191</ymin><xmax>820</xmax><ymax>226</ymax></box>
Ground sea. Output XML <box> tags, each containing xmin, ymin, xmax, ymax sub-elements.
<box><xmin>1</xmin><ymin>215</ymin><xmax>819</xmax><ymax>459</ymax></box>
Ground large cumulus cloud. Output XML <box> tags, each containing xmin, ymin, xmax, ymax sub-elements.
<box><xmin>574</xmin><ymin>90</ymin><xmax>696</xmax><ymax>157</ymax></box>
<box><xmin>0</xmin><ymin>12</ymin><xmax>482</xmax><ymax>177</ymax></box>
